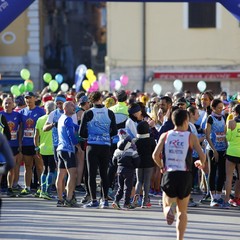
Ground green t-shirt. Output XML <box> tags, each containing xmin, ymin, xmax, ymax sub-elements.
<box><xmin>35</xmin><ymin>115</ymin><xmax>54</xmax><ymax>155</ymax></box>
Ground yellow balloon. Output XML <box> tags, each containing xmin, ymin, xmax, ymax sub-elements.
<box><xmin>86</xmin><ymin>69</ymin><xmax>94</xmax><ymax>80</ymax></box>
<box><xmin>82</xmin><ymin>80</ymin><xmax>90</xmax><ymax>91</ymax></box>
<box><xmin>88</xmin><ymin>74</ymin><xmax>97</xmax><ymax>84</ymax></box>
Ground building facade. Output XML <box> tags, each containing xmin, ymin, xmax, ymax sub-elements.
<box><xmin>106</xmin><ymin>2</ymin><xmax>240</xmax><ymax>95</ymax></box>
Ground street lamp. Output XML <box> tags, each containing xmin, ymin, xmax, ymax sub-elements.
<box><xmin>91</xmin><ymin>40</ymin><xmax>98</xmax><ymax>70</ymax></box>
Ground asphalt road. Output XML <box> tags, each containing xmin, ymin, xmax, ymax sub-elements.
<box><xmin>1</xmin><ymin>191</ymin><xmax>240</xmax><ymax>240</ymax></box>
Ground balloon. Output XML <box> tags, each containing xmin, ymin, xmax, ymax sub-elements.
<box><xmin>88</xmin><ymin>74</ymin><xmax>97</xmax><ymax>84</ymax></box>
<box><xmin>86</xmin><ymin>69</ymin><xmax>94</xmax><ymax>80</ymax></box>
<box><xmin>60</xmin><ymin>83</ymin><xmax>69</xmax><ymax>92</ymax></box>
<box><xmin>55</xmin><ymin>74</ymin><xmax>63</xmax><ymax>84</ymax></box>
<box><xmin>110</xmin><ymin>80</ymin><xmax>115</xmax><ymax>90</ymax></box>
<box><xmin>18</xmin><ymin>83</ymin><xmax>25</xmax><ymax>94</ymax></box>
<box><xmin>120</xmin><ymin>75</ymin><xmax>129</xmax><ymax>86</ymax></box>
<box><xmin>197</xmin><ymin>81</ymin><xmax>207</xmax><ymax>92</ymax></box>
<box><xmin>82</xmin><ymin>80</ymin><xmax>91</xmax><ymax>91</ymax></box>
<box><xmin>49</xmin><ymin>80</ymin><xmax>59</xmax><ymax>92</ymax></box>
<box><xmin>76</xmin><ymin>64</ymin><xmax>87</xmax><ymax>76</ymax></box>
<box><xmin>11</xmin><ymin>85</ymin><xmax>21</xmax><ymax>96</ymax></box>
<box><xmin>24</xmin><ymin>79</ymin><xmax>34</xmax><ymax>92</ymax></box>
<box><xmin>173</xmin><ymin>79</ymin><xmax>183</xmax><ymax>91</ymax></box>
<box><xmin>87</xmin><ymin>86</ymin><xmax>95</xmax><ymax>93</ymax></box>
<box><xmin>99</xmin><ymin>74</ymin><xmax>107</xmax><ymax>85</ymax></box>
<box><xmin>91</xmin><ymin>81</ymin><xmax>99</xmax><ymax>91</ymax></box>
<box><xmin>20</xmin><ymin>69</ymin><xmax>30</xmax><ymax>80</ymax></box>
<box><xmin>153</xmin><ymin>83</ymin><xmax>162</xmax><ymax>95</ymax></box>
<box><xmin>43</xmin><ymin>73</ymin><xmax>52</xmax><ymax>83</ymax></box>
<box><xmin>114</xmin><ymin>80</ymin><xmax>122</xmax><ymax>91</ymax></box>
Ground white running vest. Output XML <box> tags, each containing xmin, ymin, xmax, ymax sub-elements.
<box><xmin>164</xmin><ymin>130</ymin><xmax>190</xmax><ymax>172</ymax></box>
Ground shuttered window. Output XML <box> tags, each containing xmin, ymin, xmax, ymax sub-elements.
<box><xmin>188</xmin><ymin>3</ymin><xmax>216</xmax><ymax>28</ymax></box>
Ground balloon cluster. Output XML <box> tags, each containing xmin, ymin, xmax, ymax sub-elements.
<box><xmin>110</xmin><ymin>74</ymin><xmax>129</xmax><ymax>91</ymax></box>
<box><xmin>80</xmin><ymin>66</ymin><xmax>99</xmax><ymax>93</ymax></box>
<box><xmin>43</xmin><ymin>72</ymin><xmax>69</xmax><ymax>92</ymax></box>
<box><xmin>10</xmin><ymin>69</ymin><xmax>34</xmax><ymax>96</ymax></box>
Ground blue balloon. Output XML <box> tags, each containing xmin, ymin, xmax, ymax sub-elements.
<box><xmin>55</xmin><ymin>74</ymin><xmax>63</xmax><ymax>84</ymax></box>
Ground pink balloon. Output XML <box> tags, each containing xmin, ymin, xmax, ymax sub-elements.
<box><xmin>120</xmin><ymin>75</ymin><xmax>129</xmax><ymax>86</ymax></box>
<box><xmin>91</xmin><ymin>81</ymin><xmax>99</xmax><ymax>91</ymax></box>
<box><xmin>87</xmin><ymin>86</ymin><xmax>95</xmax><ymax>93</ymax></box>
<box><xmin>99</xmin><ymin>74</ymin><xmax>107</xmax><ymax>85</ymax></box>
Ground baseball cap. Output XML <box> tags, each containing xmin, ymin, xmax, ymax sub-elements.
<box><xmin>79</xmin><ymin>95</ymin><xmax>89</xmax><ymax>104</ymax></box>
<box><xmin>24</xmin><ymin>92</ymin><xmax>35</xmax><ymax>98</ymax></box>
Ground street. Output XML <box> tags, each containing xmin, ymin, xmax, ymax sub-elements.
<box><xmin>1</xmin><ymin>192</ymin><xmax>240</xmax><ymax>240</ymax></box>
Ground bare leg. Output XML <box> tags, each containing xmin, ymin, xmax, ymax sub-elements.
<box><xmin>13</xmin><ymin>153</ymin><xmax>22</xmax><ymax>186</ymax></box>
<box><xmin>162</xmin><ymin>192</ymin><xmax>177</xmax><ymax>223</ymax></box>
<box><xmin>22</xmin><ymin>155</ymin><xmax>34</xmax><ymax>188</ymax></box>
<box><xmin>176</xmin><ymin>195</ymin><xmax>190</xmax><ymax>240</ymax></box>
<box><xmin>75</xmin><ymin>148</ymin><xmax>84</xmax><ymax>187</ymax></box>
<box><xmin>56</xmin><ymin>168</ymin><xmax>67</xmax><ymax>201</ymax></box>
<box><xmin>33</xmin><ymin>154</ymin><xmax>43</xmax><ymax>184</ymax></box>
<box><xmin>224</xmin><ymin>160</ymin><xmax>235</xmax><ymax>202</ymax></box>
<box><xmin>66</xmin><ymin>167</ymin><xmax>77</xmax><ymax>201</ymax></box>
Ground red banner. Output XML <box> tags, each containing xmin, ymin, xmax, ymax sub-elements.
<box><xmin>153</xmin><ymin>71</ymin><xmax>240</xmax><ymax>80</ymax></box>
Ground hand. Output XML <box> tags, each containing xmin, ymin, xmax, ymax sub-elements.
<box><xmin>213</xmin><ymin>150</ymin><xmax>219</xmax><ymax>162</ymax></box>
<box><xmin>194</xmin><ymin>160</ymin><xmax>204</xmax><ymax>170</ymax></box>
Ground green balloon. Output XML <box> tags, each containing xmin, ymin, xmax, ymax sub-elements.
<box><xmin>18</xmin><ymin>83</ymin><xmax>25</xmax><ymax>94</ymax></box>
<box><xmin>49</xmin><ymin>80</ymin><xmax>59</xmax><ymax>92</ymax></box>
<box><xmin>24</xmin><ymin>81</ymin><xmax>34</xmax><ymax>92</ymax></box>
<box><xmin>43</xmin><ymin>73</ymin><xmax>52</xmax><ymax>83</ymax></box>
<box><xmin>11</xmin><ymin>85</ymin><xmax>21</xmax><ymax>96</ymax></box>
<box><xmin>20</xmin><ymin>69</ymin><xmax>30</xmax><ymax>80</ymax></box>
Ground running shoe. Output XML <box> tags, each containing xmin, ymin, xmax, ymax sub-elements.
<box><xmin>210</xmin><ymin>199</ymin><xmax>219</xmax><ymax>207</ymax></box>
<box><xmin>81</xmin><ymin>194</ymin><xmax>91</xmax><ymax>204</ymax></box>
<box><xmin>40</xmin><ymin>192</ymin><xmax>55</xmax><ymax>200</ymax></box>
<box><xmin>153</xmin><ymin>191</ymin><xmax>162</xmax><ymax>197</ymax></box>
<box><xmin>188</xmin><ymin>198</ymin><xmax>198</xmax><ymax>207</ymax></box>
<box><xmin>65</xmin><ymin>199</ymin><xmax>80</xmax><ymax>208</ymax></box>
<box><xmin>123</xmin><ymin>204</ymin><xmax>135</xmax><ymax>210</ymax></box>
<box><xmin>12</xmin><ymin>184</ymin><xmax>23</xmax><ymax>192</ymax></box>
<box><xmin>20</xmin><ymin>188</ymin><xmax>31</xmax><ymax>196</ymax></box>
<box><xmin>217</xmin><ymin>198</ymin><xmax>224</xmax><ymax>205</ymax></box>
<box><xmin>56</xmin><ymin>200</ymin><xmax>65</xmax><ymax>207</ymax></box>
<box><xmin>34</xmin><ymin>189</ymin><xmax>41</xmax><ymax>198</ymax></box>
<box><xmin>100</xmin><ymin>200</ymin><xmax>109</xmax><ymax>209</ymax></box>
<box><xmin>83</xmin><ymin>201</ymin><xmax>99</xmax><ymax>208</ymax></box>
<box><xmin>132</xmin><ymin>194</ymin><xmax>141</xmax><ymax>208</ymax></box>
<box><xmin>149</xmin><ymin>188</ymin><xmax>155</xmax><ymax>196</ymax></box>
<box><xmin>220</xmin><ymin>202</ymin><xmax>230</xmax><ymax>209</ymax></box>
<box><xmin>141</xmin><ymin>202</ymin><xmax>152</xmax><ymax>209</ymax></box>
<box><xmin>112</xmin><ymin>201</ymin><xmax>121</xmax><ymax>210</ymax></box>
<box><xmin>166</xmin><ymin>202</ymin><xmax>176</xmax><ymax>225</ymax></box>
<box><xmin>228</xmin><ymin>197</ymin><xmax>240</xmax><ymax>207</ymax></box>
<box><xmin>7</xmin><ymin>188</ymin><xmax>16</xmax><ymax>197</ymax></box>
<box><xmin>199</xmin><ymin>193</ymin><xmax>211</xmax><ymax>204</ymax></box>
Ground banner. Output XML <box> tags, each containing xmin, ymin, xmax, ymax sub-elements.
<box><xmin>0</xmin><ymin>0</ymin><xmax>35</xmax><ymax>33</ymax></box>
<box><xmin>0</xmin><ymin>0</ymin><xmax>239</xmax><ymax>33</ymax></box>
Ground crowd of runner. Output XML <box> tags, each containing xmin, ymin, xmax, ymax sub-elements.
<box><xmin>0</xmin><ymin>87</ymin><xmax>240</xmax><ymax>214</ymax></box>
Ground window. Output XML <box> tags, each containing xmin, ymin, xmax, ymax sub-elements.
<box><xmin>188</xmin><ymin>3</ymin><xmax>216</xmax><ymax>28</ymax></box>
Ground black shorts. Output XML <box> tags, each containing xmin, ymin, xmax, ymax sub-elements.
<box><xmin>161</xmin><ymin>171</ymin><xmax>192</xmax><ymax>199</ymax></box>
<box><xmin>11</xmin><ymin>147</ymin><xmax>19</xmax><ymax>156</ymax></box>
<box><xmin>226</xmin><ymin>155</ymin><xmax>240</xmax><ymax>164</ymax></box>
<box><xmin>22</xmin><ymin>146</ymin><xmax>36</xmax><ymax>156</ymax></box>
<box><xmin>57</xmin><ymin>151</ymin><xmax>76</xmax><ymax>169</ymax></box>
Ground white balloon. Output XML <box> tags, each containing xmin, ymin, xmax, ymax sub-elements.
<box><xmin>173</xmin><ymin>79</ymin><xmax>183</xmax><ymax>91</ymax></box>
<box><xmin>61</xmin><ymin>83</ymin><xmax>69</xmax><ymax>92</ymax></box>
<box><xmin>114</xmin><ymin>80</ymin><xmax>122</xmax><ymax>91</ymax></box>
<box><xmin>153</xmin><ymin>83</ymin><xmax>162</xmax><ymax>95</ymax></box>
<box><xmin>197</xmin><ymin>81</ymin><xmax>207</xmax><ymax>92</ymax></box>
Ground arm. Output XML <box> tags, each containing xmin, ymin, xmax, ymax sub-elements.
<box><xmin>152</xmin><ymin>132</ymin><xmax>167</xmax><ymax>169</ymax></box>
<box><xmin>65</xmin><ymin>117</ymin><xmax>78</xmax><ymax>145</ymax></box>
<box><xmin>108</xmin><ymin>109</ymin><xmax>118</xmax><ymax>137</ymax></box>
<box><xmin>191</xmin><ymin>133</ymin><xmax>206</xmax><ymax>168</ymax></box>
<box><xmin>0</xmin><ymin>133</ymin><xmax>14</xmax><ymax>173</ymax></box>
<box><xmin>43</xmin><ymin>112</ymin><xmax>55</xmax><ymax>132</ymax></box>
<box><xmin>2</xmin><ymin>114</ymin><xmax>11</xmax><ymax>140</ymax></box>
<box><xmin>79</xmin><ymin>110</ymin><xmax>92</xmax><ymax>139</ymax></box>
